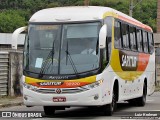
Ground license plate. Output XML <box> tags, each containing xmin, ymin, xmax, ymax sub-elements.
<box><xmin>53</xmin><ymin>97</ymin><xmax>66</xmax><ymax>102</ymax></box>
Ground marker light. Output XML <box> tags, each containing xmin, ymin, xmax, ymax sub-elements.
<box><xmin>81</xmin><ymin>79</ymin><xmax>103</xmax><ymax>89</ymax></box>
<box><xmin>23</xmin><ymin>83</ymin><xmax>38</xmax><ymax>91</ymax></box>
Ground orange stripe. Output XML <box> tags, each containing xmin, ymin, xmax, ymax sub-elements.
<box><xmin>31</xmin><ymin>81</ymin><xmax>90</xmax><ymax>88</ymax></box>
<box><xmin>118</xmin><ymin>15</ymin><xmax>152</xmax><ymax>32</ymax></box>
<box><xmin>137</xmin><ymin>53</ymin><xmax>150</xmax><ymax>71</ymax></box>
<box><xmin>25</xmin><ymin>76</ymin><xmax>96</xmax><ymax>88</ymax></box>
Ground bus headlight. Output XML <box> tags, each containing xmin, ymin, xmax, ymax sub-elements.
<box><xmin>23</xmin><ymin>83</ymin><xmax>38</xmax><ymax>91</ymax></box>
<box><xmin>82</xmin><ymin>79</ymin><xmax>103</xmax><ymax>89</ymax></box>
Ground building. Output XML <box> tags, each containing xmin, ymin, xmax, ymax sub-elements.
<box><xmin>0</xmin><ymin>33</ymin><xmax>25</xmax><ymax>51</ymax></box>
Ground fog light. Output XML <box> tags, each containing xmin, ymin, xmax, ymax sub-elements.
<box><xmin>94</xmin><ymin>94</ymin><xmax>99</xmax><ymax>100</ymax></box>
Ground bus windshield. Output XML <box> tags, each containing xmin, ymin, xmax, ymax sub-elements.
<box><xmin>24</xmin><ymin>22</ymin><xmax>101</xmax><ymax>75</ymax></box>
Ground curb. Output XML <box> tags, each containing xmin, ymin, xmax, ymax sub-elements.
<box><xmin>0</xmin><ymin>102</ymin><xmax>23</xmax><ymax>108</ymax></box>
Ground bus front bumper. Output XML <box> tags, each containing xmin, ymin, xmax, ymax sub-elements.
<box><xmin>23</xmin><ymin>86</ymin><xmax>108</xmax><ymax>106</ymax></box>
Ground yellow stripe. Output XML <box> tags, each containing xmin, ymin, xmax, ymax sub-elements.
<box><xmin>25</xmin><ymin>75</ymin><xmax>96</xmax><ymax>84</ymax></box>
<box><xmin>110</xmin><ymin>49</ymin><xmax>122</xmax><ymax>72</ymax></box>
<box><xmin>103</xmin><ymin>11</ymin><xmax>118</xmax><ymax>19</ymax></box>
<box><xmin>111</xmin><ymin>18</ymin><xmax>115</xmax><ymax>52</ymax></box>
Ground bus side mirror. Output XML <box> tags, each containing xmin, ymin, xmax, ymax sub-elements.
<box><xmin>12</xmin><ymin>26</ymin><xmax>27</xmax><ymax>50</ymax></box>
<box><xmin>99</xmin><ymin>24</ymin><xmax>107</xmax><ymax>49</ymax></box>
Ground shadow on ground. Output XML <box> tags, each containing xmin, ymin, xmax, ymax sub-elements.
<box><xmin>43</xmin><ymin>102</ymin><xmax>136</xmax><ymax>119</ymax></box>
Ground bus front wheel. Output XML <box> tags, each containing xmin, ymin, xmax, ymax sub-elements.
<box><xmin>43</xmin><ymin>106</ymin><xmax>55</xmax><ymax>116</ymax></box>
<box><xmin>103</xmin><ymin>88</ymin><xmax>117</xmax><ymax>116</ymax></box>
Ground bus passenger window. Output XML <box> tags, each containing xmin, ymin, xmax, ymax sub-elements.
<box><xmin>104</xmin><ymin>17</ymin><xmax>113</xmax><ymax>60</ymax></box>
<box><xmin>129</xmin><ymin>26</ymin><xmax>137</xmax><ymax>51</ymax></box>
<box><xmin>137</xmin><ymin>29</ymin><xmax>143</xmax><ymax>52</ymax></box>
<box><xmin>114</xmin><ymin>21</ymin><xmax>122</xmax><ymax>49</ymax></box>
<box><xmin>143</xmin><ymin>31</ymin><xmax>149</xmax><ymax>53</ymax></box>
<box><xmin>148</xmin><ymin>33</ymin><xmax>154</xmax><ymax>54</ymax></box>
<box><xmin>121</xmin><ymin>23</ymin><xmax>129</xmax><ymax>49</ymax></box>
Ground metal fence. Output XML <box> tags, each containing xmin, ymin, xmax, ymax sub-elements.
<box><xmin>0</xmin><ymin>52</ymin><xmax>9</xmax><ymax>96</ymax></box>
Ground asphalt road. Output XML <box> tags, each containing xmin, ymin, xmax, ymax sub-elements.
<box><xmin>0</xmin><ymin>92</ymin><xmax>160</xmax><ymax>120</ymax></box>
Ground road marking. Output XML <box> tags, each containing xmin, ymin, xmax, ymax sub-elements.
<box><xmin>147</xmin><ymin>99</ymin><xmax>154</xmax><ymax>102</ymax></box>
<box><xmin>138</xmin><ymin>110</ymin><xmax>160</xmax><ymax>111</ymax></box>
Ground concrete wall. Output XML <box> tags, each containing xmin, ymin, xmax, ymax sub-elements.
<box><xmin>0</xmin><ymin>33</ymin><xmax>24</xmax><ymax>96</ymax></box>
<box><xmin>9</xmin><ymin>51</ymin><xmax>23</xmax><ymax>96</ymax></box>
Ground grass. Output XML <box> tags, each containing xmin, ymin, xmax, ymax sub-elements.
<box><xmin>0</xmin><ymin>96</ymin><xmax>16</xmax><ymax>100</ymax></box>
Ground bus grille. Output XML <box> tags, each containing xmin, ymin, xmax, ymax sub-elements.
<box><xmin>35</xmin><ymin>87</ymin><xmax>89</xmax><ymax>94</ymax></box>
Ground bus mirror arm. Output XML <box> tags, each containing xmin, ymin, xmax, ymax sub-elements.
<box><xmin>12</xmin><ymin>26</ymin><xmax>27</xmax><ymax>50</ymax></box>
<box><xmin>99</xmin><ymin>24</ymin><xmax>107</xmax><ymax>49</ymax></box>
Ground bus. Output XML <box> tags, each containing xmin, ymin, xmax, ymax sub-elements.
<box><xmin>12</xmin><ymin>6</ymin><xmax>155</xmax><ymax>116</ymax></box>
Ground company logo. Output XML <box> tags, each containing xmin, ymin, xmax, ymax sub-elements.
<box><xmin>55</xmin><ymin>88</ymin><xmax>62</xmax><ymax>94</ymax></box>
<box><xmin>119</xmin><ymin>51</ymin><xmax>138</xmax><ymax>71</ymax></box>
<box><xmin>2</xmin><ymin>112</ymin><xmax>11</xmax><ymax>117</ymax></box>
<box><xmin>39</xmin><ymin>82</ymin><xmax>63</xmax><ymax>86</ymax></box>
<box><xmin>122</xmin><ymin>55</ymin><xmax>137</xmax><ymax>67</ymax></box>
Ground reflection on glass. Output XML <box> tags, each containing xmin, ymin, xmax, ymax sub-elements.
<box><xmin>24</xmin><ymin>22</ymin><xmax>100</xmax><ymax>75</ymax></box>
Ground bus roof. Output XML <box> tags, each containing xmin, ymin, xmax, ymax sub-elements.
<box><xmin>29</xmin><ymin>6</ymin><xmax>152</xmax><ymax>32</ymax></box>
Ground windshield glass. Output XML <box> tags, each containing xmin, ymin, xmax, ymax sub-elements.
<box><xmin>24</xmin><ymin>22</ymin><xmax>101</xmax><ymax>75</ymax></box>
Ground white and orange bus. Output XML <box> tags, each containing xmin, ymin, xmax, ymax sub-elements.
<box><xmin>12</xmin><ymin>6</ymin><xmax>155</xmax><ymax>116</ymax></box>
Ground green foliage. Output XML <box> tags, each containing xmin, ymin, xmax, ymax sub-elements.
<box><xmin>90</xmin><ymin>0</ymin><xmax>106</xmax><ymax>6</ymax></box>
<box><xmin>104</xmin><ymin>0</ymin><xmax>131</xmax><ymax>11</ymax></box>
<box><xmin>0</xmin><ymin>10</ymin><xmax>26</xmax><ymax>33</ymax></box>
<box><xmin>133</xmin><ymin>0</ymin><xmax>157</xmax><ymax>32</ymax></box>
<box><xmin>0</xmin><ymin>0</ymin><xmax>157</xmax><ymax>33</ymax></box>
<box><xmin>74</xmin><ymin>1</ymin><xmax>84</xmax><ymax>6</ymax></box>
<box><xmin>47</xmin><ymin>2</ymin><xmax>60</xmax><ymax>8</ymax></box>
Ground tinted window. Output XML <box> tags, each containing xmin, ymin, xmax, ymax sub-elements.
<box><xmin>137</xmin><ymin>29</ymin><xmax>143</xmax><ymax>52</ymax></box>
<box><xmin>104</xmin><ymin>17</ymin><xmax>113</xmax><ymax>59</ymax></box>
<box><xmin>148</xmin><ymin>33</ymin><xmax>154</xmax><ymax>54</ymax></box>
<box><xmin>122</xmin><ymin>23</ymin><xmax>129</xmax><ymax>49</ymax></box>
<box><xmin>129</xmin><ymin>26</ymin><xmax>137</xmax><ymax>51</ymax></box>
<box><xmin>143</xmin><ymin>31</ymin><xmax>149</xmax><ymax>53</ymax></box>
<box><xmin>114</xmin><ymin>21</ymin><xmax>122</xmax><ymax>49</ymax></box>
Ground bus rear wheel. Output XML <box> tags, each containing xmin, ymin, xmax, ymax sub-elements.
<box><xmin>43</xmin><ymin>106</ymin><xmax>55</xmax><ymax>116</ymax></box>
<box><xmin>128</xmin><ymin>83</ymin><xmax>147</xmax><ymax>106</ymax></box>
<box><xmin>136</xmin><ymin>83</ymin><xmax>147</xmax><ymax>106</ymax></box>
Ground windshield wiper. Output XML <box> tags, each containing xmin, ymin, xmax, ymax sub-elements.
<box><xmin>65</xmin><ymin>40</ymin><xmax>79</xmax><ymax>78</ymax></box>
<box><xmin>38</xmin><ymin>41</ymin><xmax>55</xmax><ymax>78</ymax></box>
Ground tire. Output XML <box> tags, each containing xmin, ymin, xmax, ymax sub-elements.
<box><xmin>103</xmin><ymin>89</ymin><xmax>117</xmax><ymax>116</ymax></box>
<box><xmin>136</xmin><ymin>83</ymin><xmax>147</xmax><ymax>106</ymax></box>
<box><xmin>43</xmin><ymin>106</ymin><xmax>55</xmax><ymax>116</ymax></box>
<box><xmin>128</xmin><ymin>83</ymin><xmax>147</xmax><ymax>106</ymax></box>
<box><xmin>128</xmin><ymin>99</ymin><xmax>137</xmax><ymax>106</ymax></box>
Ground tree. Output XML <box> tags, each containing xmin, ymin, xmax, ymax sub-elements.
<box><xmin>0</xmin><ymin>11</ymin><xmax>26</xmax><ymax>33</ymax></box>
<box><xmin>0</xmin><ymin>0</ymin><xmax>157</xmax><ymax>32</ymax></box>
